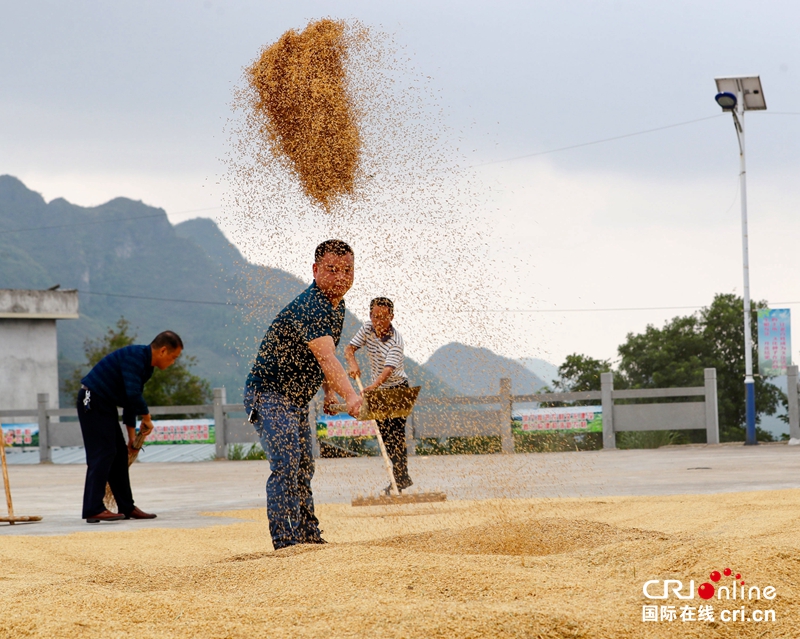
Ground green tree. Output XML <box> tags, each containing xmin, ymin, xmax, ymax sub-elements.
<box><xmin>553</xmin><ymin>353</ymin><xmax>615</xmax><ymax>393</ymax></box>
<box><xmin>615</xmin><ymin>313</ymin><xmax>717</xmax><ymax>446</ymax></box>
<box><xmin>618</xmin><ymin>294</ymin><xmax>783</xmax><ymax>440</ymax></box>
<box><xmin>617</xmin><ymin>315</ymin><xmax>709</xmax><ymax>389</ymax></box>
<box><xmin>700</xmin><ymin>293</ymin><xmax>784</xmax><ymax>440</ymax></box>
<box><xmin>552</xmin><ymin>294</ymin><xmax>785</xmax><ymax>443</ymax></box>
<box><xmin>539</xmin><ymin>353</ymin><xmax>621</xmax><ymax>409</ymax></box>
<box><xmin>63</xmin><ymin>317</ymin><xmax>212</xmax><ymax>408</ymax></box>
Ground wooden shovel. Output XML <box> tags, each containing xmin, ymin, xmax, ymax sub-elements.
<box><xmin>341</xmin><ymin>378</ymin><xmax>446</xmax><ymax>507</ymax></box>
<box><xmin>331</xmin><ymin>383</ymin><xmax>420</xmax><ymax>421</ymax></box>
<box><xmin>103</xmin><ymin>429</ymin><xmax>146</xmax><ymax>513</ymax></box>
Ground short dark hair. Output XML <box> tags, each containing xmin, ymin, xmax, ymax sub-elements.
<box><xmin>151</xmin><ymin>331</ymin><xmax>183</xmax><ymax>351</ymax></box>
<box><xmin>370</xmin><ymin>297</ymin><xmax>394</xmax><ymax>313</ymax></box>
<box><xmin>315</xmin><ymin>239</ymin><xmax>353</xmax><ymax>263</ymax></box>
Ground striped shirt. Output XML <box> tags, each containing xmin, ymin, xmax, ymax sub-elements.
<box><xmin>81</xmin><ymin>344</ymin><xmax>153</xmax><ymax>426</ymax></box>
<box><xmin>349</xmin><ymin>322</ymin><xmax>408</xmax><ymax>388</ymax></box>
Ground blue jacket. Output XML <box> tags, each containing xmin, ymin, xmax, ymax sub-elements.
<box><xmin>81</xmin><ymin>345</ymin><xmax>153</xmax><ymax>426</ymax></box>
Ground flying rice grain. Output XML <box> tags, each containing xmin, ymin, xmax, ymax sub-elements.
<box><xmin>246</xmin><ymin>18</ymin><xmax>361</xmax><ymax>211</ymax></box>
<box><xmin>225</xmin><ymin>19</ymin><xmax>505</xmax><ymax>372</ymax></box>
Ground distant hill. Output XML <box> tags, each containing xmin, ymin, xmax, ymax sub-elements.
<box><xmin>423</xmin><ymin>342</ymin><xmax>548</xmax><ymax>396</ymax></box>
<box><xmin>0</xmin><ymin>175</ymin><xmax>452</xmax><ymax>406</ymax></box>
<box><xmin>518</xmin><ymin>357</ymin><xmax>560</xmax><ymax>387</ymax></box>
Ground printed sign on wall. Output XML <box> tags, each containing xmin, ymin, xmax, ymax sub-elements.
<box><xmin>137</xmin><ymin>418</ymin><xmax>215</xmax><ymax>444</ymax></box>
<box><xmin>512</xmin><ymin>406</ymin><xmax>603</xmax><ymax>433</ymax></box>
<box><xmin>1</xmin><ymin>423</ymin><xmax>39</xmax><ymax>447</ymax></box>
<box><xmin>317</xmin><ymin>415</ymin><xmax>377</xmax><ymax>438</ymax></box>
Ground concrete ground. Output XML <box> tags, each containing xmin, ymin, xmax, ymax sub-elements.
<box><xmin>4</xmin><ymin>443</ymin><xmax>216</xmax><ymax>464</ymax></box>
<box><xmin>1</xmin><ymin>442</ymin><xmax>798</xmax><ymax>536</ymax></box>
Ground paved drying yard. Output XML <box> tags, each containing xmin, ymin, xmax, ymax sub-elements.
<box><xmin>1</xmin><ymin>444</ymin><xmax>799</xmax><ymax>637</ymax></box>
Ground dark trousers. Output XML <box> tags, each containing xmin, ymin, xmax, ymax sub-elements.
<box><xmin>244</xmin><ymin>388</ymin><xmax>321</xmax><ymax>550</ymax></box>
<box><xmin>376</xmin><ymin>414</ymin><xmax>411</xmax><ymax>486</ymax></box>
<box><xmin>77</xmin><ymin>388</ymin><xmax>134</xmax><ymax>518</ymax></box>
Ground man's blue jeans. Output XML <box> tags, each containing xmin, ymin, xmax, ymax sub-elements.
<box><xmin>244</xmin><ymin>388</ymin><xmax>321</xmax><ymax>549</ymax></box>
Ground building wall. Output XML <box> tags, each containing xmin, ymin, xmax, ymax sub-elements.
<box><xmin>0</xmin><ymin>290</ymin><xmax>78</xmax><ymax>421</ymax></box>
<box><xmin>0</xmin><ymin>319</ymin><xmax>60</xmax><ymax>419</ymax></box>
<box><xmin>0</xmin><ymin>289</ymin><xmax>79</xmax><ymax>318</ymax></box>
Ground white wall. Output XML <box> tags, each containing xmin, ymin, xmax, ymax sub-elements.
<box><xmin>0</xmin><ymin>319</ymin><xmax>60</xmax><ymax>420</ymax></box>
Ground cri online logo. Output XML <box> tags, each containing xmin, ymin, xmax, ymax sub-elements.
<box><xmin>643</xmin><ymin>568</ymin><xmax>777</xmax><ymax>601</ymax></box>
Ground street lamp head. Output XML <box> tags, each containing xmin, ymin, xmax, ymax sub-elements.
<box><xmin>715</xmin><ymin>92</ymin><xmax>737</xmax><ymax>111</ymax></box>
<box><xmin>714</xmin><ymin>76</ymin><xmax>767</xmax><ymax>111</ymax></box>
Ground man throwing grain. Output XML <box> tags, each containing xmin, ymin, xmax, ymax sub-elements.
<box><xmin>244</xmin><ymin>239</ymin><xmax>362</xmax><ymax>550</ymax></box>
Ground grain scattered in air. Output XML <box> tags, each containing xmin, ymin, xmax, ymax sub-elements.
<box><xmin>224</xmin><ymin>17</ymin><xmax>509</xmax><ymax>372</ymax></box>
<box><xmin>246</xmin><ymin>19</ymin><xmax>361</xmax><ymax>211</ymax></box>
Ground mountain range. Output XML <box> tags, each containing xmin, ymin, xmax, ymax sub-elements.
<box><xmin>0</xmin><ymin>175</ymin><xmax>559</xmax><ymax>406</ymax></box>
<box><xmin>423</xmin><ymin>343</ymin><xmax>550</xmax><ymax>395</ymax></box>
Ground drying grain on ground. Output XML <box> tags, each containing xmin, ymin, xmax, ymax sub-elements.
<box><xmin>2</xmin><ymin>490</ymin><xmax>798</xmax><ymax>638</ymax></box>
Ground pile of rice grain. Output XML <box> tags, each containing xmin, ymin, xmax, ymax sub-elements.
<box><xmin>247</xmin><ymin>19</ymin><xmax>360</xmax><ymax>211</ymax></box>
<box><xmin>2</xmin><ymin>494</ymin><xmax>798</xmax><ymax>638</ymax></box>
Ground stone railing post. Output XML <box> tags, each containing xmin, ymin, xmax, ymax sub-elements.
<box><xmin>499</xmin><ymin>378</ymin><xmax>514</xmax><ymax>453</ymax></box>
<box><xmin>788</xmin><ymin>365</ymin><xmax>800</xmax><ymax>441</ymax></box>
<box><xmin>309</xmin><ymin>400</ymin><xmax>320</xmax><ymax>459</ymax></box>
<box><xmin>37</xmin><ymin>393</ymin><xmax>51</xmax><ymax>463</ymax></box>
<box><xmin>213</xmin><ymin>387</ymin><xmax>226</xmax><ymax>460</ymax></box>
<box><xmin>601</xmin><ymin>373</ymin><xmax>615</xmax><ymax>449</ymax></box>
<box><xmin>704</xmin><ymin>368</ymin><xmax>720</xmax><ymax>444</ymax></box>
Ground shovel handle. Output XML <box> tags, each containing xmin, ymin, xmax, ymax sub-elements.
<box><xmin>331</xmin><ymin>393</ymin><xmax>398</xmax><ymax>495</ymax></box>
<box><xmin>354</xmin><ymin>377</ymin><xmax>398</xmax><ymax>495</ymax></box>
<box><xmin>0</xmin><ymin>436</ymin><xmax>14</xmax><ymax>520</ymax></box>
<box><xmin>329</xmin><ymin>378</ymin><xmax>368</xmax><ymax>416</ymax></box>
<box><xmin>330</xmin><ymin>377</ymin><xmax>366</xmax><ymax>413</ymax></box>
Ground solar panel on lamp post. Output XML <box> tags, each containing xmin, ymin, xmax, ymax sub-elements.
<box><xmin>714</xmin><ymin>75</ymin><xmax>767</xmax><ymax>446</ymax></box>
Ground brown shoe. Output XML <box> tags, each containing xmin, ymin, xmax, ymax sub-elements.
<box><xmin>86</xmin><ymin>510</ymin><xmax>126</xmax><ymax>523</ymax></box>
<box><xmin>124</xmin><ymin>506</ymin><xmax>157</xmax><ymax>520</ymax></box>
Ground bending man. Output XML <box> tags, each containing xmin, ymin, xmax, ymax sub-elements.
<box><xmin>78</xmin><ymin>331</ymin><xmax>183</xmax><ymax>523</ymax></box>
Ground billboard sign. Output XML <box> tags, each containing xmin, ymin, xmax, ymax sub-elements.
<box><xmin>1</xmin><ymin>423</ymin><xmax>39</xmax><ymax>447</ymax></box>
<box><xmin>3</xmin><ymin>420</ymin><xmax>216</xmax><ymax>448</ymax></box>
<box><xmin>316</xmin><ymin>414</ymin><xmax>377</xmax><ymax>438</ymax></box>
<box><xmin>757</xmin><ymin>308</ymin><xmax>791</xmax><ymax>376</ymax></box>
<box><xmin>137</xmin><ymin>418</ymin><xmax>215</xmax><ymax>444</ymax></box>
<box><xmin>512</xmin><ymin>406</ymin><xmax>603</xmax><ymax>433</ymax></box>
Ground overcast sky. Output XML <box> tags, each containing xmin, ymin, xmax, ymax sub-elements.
<box><xmin>2</xmin><ymin>0</ymin><xmax>799</xmax><ymax>369</ymax></box>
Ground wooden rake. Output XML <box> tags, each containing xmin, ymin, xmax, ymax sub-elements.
<box><xmin>333</xmin><ymin>377</ymin><xmax>446</xmax><ymax>507</ymax></box>
<box><xmin>0</xmin><ymin>435</ymin><xmax>42</xmax><ymax>525</ymax></box>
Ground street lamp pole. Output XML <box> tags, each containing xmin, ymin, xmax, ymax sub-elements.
<box><xmin>715</xmin><ymin>76</ymin><xmax>766</xmax><ymax>446</ymax></box>
<box><xmin>736</xmin><ymin>95</ymin><xmax>757</xmax><ymax>446</ymax></box>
